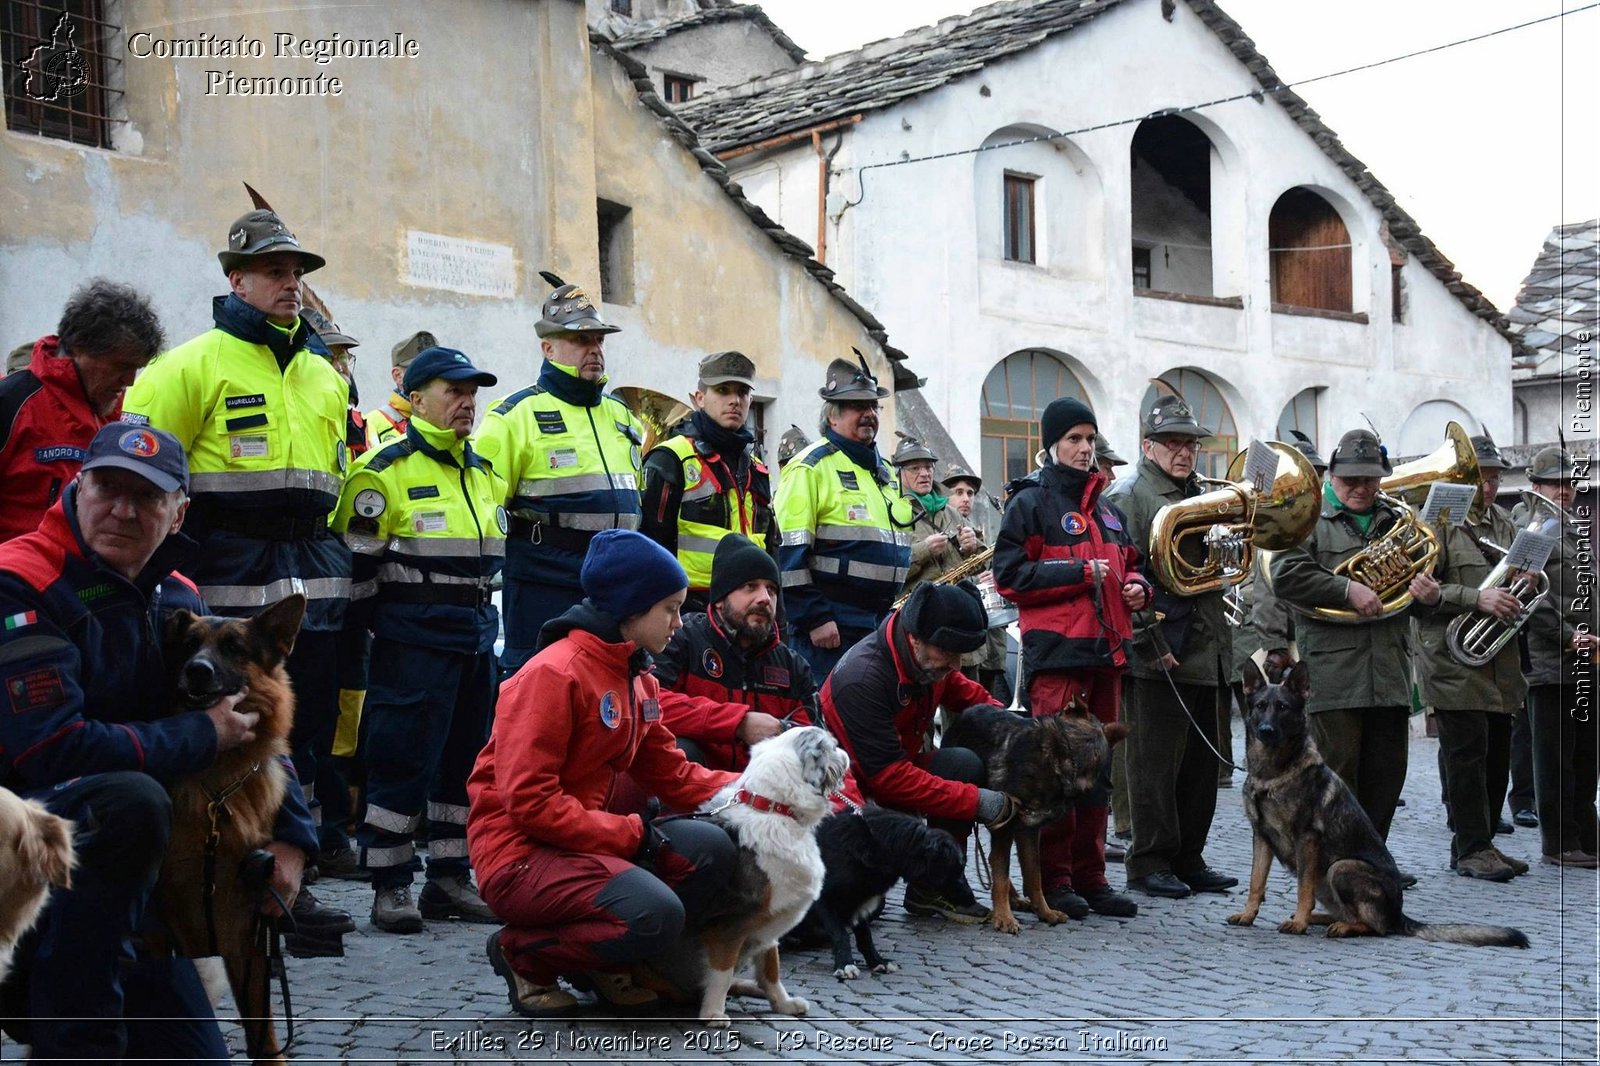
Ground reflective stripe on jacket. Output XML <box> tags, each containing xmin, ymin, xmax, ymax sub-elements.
<box><xmin>473</xmin><ymin>362</ymin><xmax>643</xmax><ymax>590</ymax></box>
<box><xmin>773</xmin><ymin>436</ymin><xmax>913</xmax><ymax>633</ymax></box>
<box><xmin>642</xmin><ymin>432</ymin><xmax>773</xmax><ymax>592</ymax></box>
<box><xmin>122</xmin><ymin>305</ymin><xmax>352</xmax><ymax>630</ymax></box>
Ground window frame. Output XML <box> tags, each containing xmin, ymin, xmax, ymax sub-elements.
<box><xmin>662</xmin><ymin>73</ymin><xmax>697</xmax><ymax>104</ymax></box>
<box><xmin>2</xmin><ymin>0</ymin><xmax>120</xmax><ymax>150</ymax></box>
<box><xmin>1002</xmin><ymin>172</ymin><xmax>1037</xmax><ymax>265</ymax></box>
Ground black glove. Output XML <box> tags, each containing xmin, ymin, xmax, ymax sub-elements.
<box><xmin>633</xmin><ymin>821</ymin><xmax>670</xmax><ymax>871</ymax></box>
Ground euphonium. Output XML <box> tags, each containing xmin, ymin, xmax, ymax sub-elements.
<box><xmin>1444</xmin><ymin>490</ymin><xmax>1559</xmax><ymax>667</ymax></box>
<box><xmin>612</xmin><ymin>385</ymin><xmax>692</xmax><ymax>454</ymax></box>
<box><xmin>1147</xmin><ymin>441</ymin><xmax>1320</xmax><ymax>596</ymax></box>
<box><xmin>1267</xmin><ymin>423</ymin><xmax>1481</xmax><ymax>624</ymax></box>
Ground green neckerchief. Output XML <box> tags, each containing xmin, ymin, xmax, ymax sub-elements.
<box><xmin>912</xmin><ymin>489</ymin><xmax>949</xmax><ymax>516</ymax></box>
<box><xmin>1324</xmin><ymin>480</ymin><xmax>1374</xmax><ymax>534</ymax></box>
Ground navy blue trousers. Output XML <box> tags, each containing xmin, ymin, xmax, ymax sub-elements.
<box><xmin>500</xmin><ymin>579</ymin><xmax>585</xmax><ymax>677</ymax></box>
<box><xmin>358</xmin><ymin>640</ymin><xmax>496</xmax><ymax>888</ymax></box>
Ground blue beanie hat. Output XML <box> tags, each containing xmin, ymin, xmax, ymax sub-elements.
<box><xmin>581</xmin><ymin>529</ymin><xmax>688</xmax><ymax>622</ymax></box>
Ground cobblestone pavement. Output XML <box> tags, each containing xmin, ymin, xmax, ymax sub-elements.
<box><xmin>154</xmin><ymin>728</ymin><xmax>1600</xmax><ymax>1063</ymax></box>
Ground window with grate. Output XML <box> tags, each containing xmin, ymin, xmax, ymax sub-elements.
<box><xmin>1002</xmin><ymin>173</ymin><xmax>1036</xmax><ymax>264</ymax></box>
<box><xmin>980</xmin><ymin>350</ymin><xmax>1087</xmax><ymax>490</ymax></box>
<box><xmin>2</xmin><ymin>0</ymin><xmax>119</xmax><ymax>149</ymax></box>
<box><xmin>663</xmin><ymin>74</ymin><xmax>695</xmax><ymax>104</ymax></box>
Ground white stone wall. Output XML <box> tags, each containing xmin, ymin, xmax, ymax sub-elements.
<box><xmin>724</xmin><ymin>0</ymin><xmax>1514</xmax><ymax>477</ymax></box>
<box><xmin>626</xmin><ymin>20</ymin><xmax>800</xmax><ymax>99</ymax></box>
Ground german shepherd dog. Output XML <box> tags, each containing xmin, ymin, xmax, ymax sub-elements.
<box><xmin>941</xmin><ymin>703</ymin><xmax>1125</xmax><ymax>935</ymax></box>
<box><xmin>640</xmin><ymin>727</ymin><xmax>850</xmax><ymax>1027</ymax></box>
<box><xmin>784</xmin><ymin>805</ymin><xmax>966</xmax><ymax>979</ymax></box>
<box><xmin>0</xmin><ymin>788</ymin><xmax>75</xmax><ymax>983</ymax></box>
<box><xmin>1229</xmin><ymin>659</ymin><xmax>1527</xmax><ymax>947</ymax></box>
<box><xmin>148</xmin><ymin>594</ymin><xmax>308</xmax><ymax>1063</ymax></box>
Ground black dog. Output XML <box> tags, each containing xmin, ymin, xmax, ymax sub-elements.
<box><xmin>784</xmin><ymin>806</ymin><xmax>965</xmax><ymax>979</ymax></box>
<box><xmin>1229</xmin><ymin>659</ymin><xmax>1527</xmax><ymax>947</ymax></box>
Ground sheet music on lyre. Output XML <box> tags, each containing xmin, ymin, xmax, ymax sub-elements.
<box><xmin>1243</xmin><ymin>440</ymin><xmax>1276</xmax><ymax>494</ymax></box>
<box><xmin>1419</xmin><ymin>482</ymin><xmax>1478</xmax><ymax>524</ymax></box>
<box><xmin>1504</xmin><ymin>529</ymin><xmax>1557</xmax><ymax>573</ymax></box>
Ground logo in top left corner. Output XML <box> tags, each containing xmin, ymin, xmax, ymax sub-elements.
<box><xmin>23</xmin><ymin>13</ymin><xmax>89</xmax><ymax>103</ymax></box>
<box><xmin>119</xmin><ymin>429</ymin><xmax>160</xmax><ymax>458</ymax></box>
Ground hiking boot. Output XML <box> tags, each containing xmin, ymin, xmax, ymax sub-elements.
<box><xmin>1513</xmin><ymin>808</ymin><xmax>1539</xmax><ymax>828</ymax></box>
<box><xmin>1492</xmin><ymin>847</ymin><xmax>1529</xmax><ymax>876</ymax></box>
<box><xmin>1042</xmin><ymin>887</ymin><xmax>1090</xmax><ymax>919</ymax></box>
<box><xmin>371</xmin><ymin>884</ymin><xmax>424</xmax><ymax>934</ymax></box>
<box><xmin>1542</xmin><ymin>850</ymin><xmax>1600</xmax><ymax>869</ymax></box>
<box><xmin>317</xmin><ymin>844</ymin><xmax>370</xmax><ymax>882</ymax></box>
<box><xmin>1456</xmin><ymin>848</ymin><xmax>1516</xmax><ymax>883</ymax></box>
<box><xmin>569</xmin><ymin>970</ymin><xmax>659</xmax><ymax>1011</ymax></box>
<box><xmin>1127</xmin><ymin>871</ymin><xmax>1191</xmax><ymax>899</ymax></box>
<box><xmin>419</xmin><ymin>875</ymin><xmax>499</xmax><ymax>923</ymax></box>
<box><xmin>292</xmin><ymin>887</ymin><xmax>356</xmax><ymax>935</ymax></box>
<box><xmin>487</xmin><ymin>931</ymin><xmax>577</xmax><ymax>1018</ymax></box>
<box><xmin>903</xmin><ymin>883</ymin><xmax>991</xmax><ymax>924</ymax></box>
<box><xmin>1081</xmin><ymin>886</ymin><xmax>1138</xmax><ymax>917</ymax></box>
<box><xmin>1178</xmin><ymin>867</ymin><xmax>1238</xmax><ymax>893</ymax></box>
<box><xmin>1494</xmin><ymin>816</ymin><xmax>1514</xmax><ymax>836</ymax></box>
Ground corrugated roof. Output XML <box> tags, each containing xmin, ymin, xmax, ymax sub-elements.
<box><xmin>679</xmin><ymin>0</ymin><xmax>1524</xmax><ymax>351</ymax></box>
<box><xmin>1507</xmin><ymin>219</ymin><xmax>1598</xmax><ymax>378</ymax></box>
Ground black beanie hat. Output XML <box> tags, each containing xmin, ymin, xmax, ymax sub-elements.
<box><xmin>901</xmin><ymin>580</ymin><xmax>988</xmax><ymax>653</ymax></box>
<box><xmin>1040</xmin><ymin>397</ymin><xmax>1097</xmax><ymax>453</ymax></box>
<box><xmin>708</xmin><ymin>533</ymin><xmax>781</xmax><ymax>605</ymax></box>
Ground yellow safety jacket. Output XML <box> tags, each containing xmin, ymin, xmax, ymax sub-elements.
<box><xmin>774</xmin><ymin>431</ymin><xmax>913</xmax><ymax>633</ymax></box>
<box><xmin>332</xmin><ymin>415</ymin><xmax>507</xmax><ymax>655</ymax></box>
<box><xmin>123</xmin><ymin>295</ymin><xmax>352</xmax><ymax>630</ymax></box>
<box><xmin>643</xmin><ymin>431</ymin><xmax>773</xmax><ymax>593</ymax></box>
<box><xmin>473</xmin><ymin>359</ymin><xmax>643</xmax><ymax>588</ymax></box>
<box><xmin>364</xmin><ymin>392</ymin><xmax>411</xmax><ymax>449</ymax></box>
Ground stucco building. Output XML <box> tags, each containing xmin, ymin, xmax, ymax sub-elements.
<box><xmin>681</xmin><ymin>0</ymin><xmax>1523</xmax><ymax>491</ymax></box>
<box><xmin>587</xmin><ymin>0</ymin><xmax>804</xmax><ymax>105</ymax></box>
<box><xmin>0</xmin><ymin>0</ymin><xmax>905</xmax><ymax>460</ymax></box>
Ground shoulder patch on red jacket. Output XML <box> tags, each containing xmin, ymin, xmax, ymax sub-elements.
<box><xmin>6</xmin><ymin>666</ymin><xmax>64</xmax><ymax>713</ymax></box>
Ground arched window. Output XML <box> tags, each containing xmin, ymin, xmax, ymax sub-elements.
<box><xmin>1140</xmin><ymin>370</ymin><xmax>1238</xmax><ymax>479</ymax></box>
<box><xmin>1269</xmin><ymin>188</ymin><xmax>1353</xmax><ymax>313</ymax></box>
<box><xmin>1397</xmin><ymin>399</ymin><xmax>1475</xmax><ymax>458</ymax></box>
<box><xmin>981</xmin><ymin>350</ymin><xmax>1088</xmax><ymax>489</ymax></box>
<box><xmin>1514</xmin><ymin>398</ymin><xmax>1529</xmax><ymax>445</ymax></box>
<box><xmin>1130</xmin><ymin>115</ymin><xmax>1215</xmax><ymax>297</ymax></box>
<box><xmin>1276</xmin><ymin>388</ymin><xmax>1321</xmax><ymax>449</ymax></box>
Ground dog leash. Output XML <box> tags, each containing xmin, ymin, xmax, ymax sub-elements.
<box><xmin>1157</xmin><ymin>660</ymin><xmax>1243</xmax><ymax>774</ymax></box>
<box><xmin>201</xmin><ymin>762</ymin><xmax>263</xmax><ymax>956</ymax></box>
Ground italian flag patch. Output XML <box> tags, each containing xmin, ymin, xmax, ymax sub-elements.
<box><xmin>4</xmin><ymin>611</ymin><xmax>38</xmax><ymax>630</ymax></box>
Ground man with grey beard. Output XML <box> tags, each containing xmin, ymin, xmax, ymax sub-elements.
<box><xmin>653</xmin><ymin>534</ymin><xmax>819</xmax><ymax>772</ymax></box>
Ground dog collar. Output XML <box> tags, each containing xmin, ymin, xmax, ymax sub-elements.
<box><xmin>734</xmin><ymin>788</ymin><xmax>799</xmax><ymax>820</ymax></box>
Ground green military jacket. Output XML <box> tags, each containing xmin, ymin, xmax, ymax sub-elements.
<box><xmin>1105</xmin><ymin>456</ymin><xmax>1229</xmax><ymax>685</ymax></box>
<box><xmin>1410</xmin><ymin>506</ymin><xmax>1527</xmax><ymax>713</ymax></box>
<box><xmin>904</xmin><ymin>496</ymin><xmax>977</xmax><ymax>589</ymax></box>
<box><xmin>1268</xmin><ymin>495</ymin><xmax>1413</xmax><ymax>713</ymax></box>
<box><xmin>1514</xmin><ymin>494</ymin><xmax>1590</xmax><ymax>687</ymax></box>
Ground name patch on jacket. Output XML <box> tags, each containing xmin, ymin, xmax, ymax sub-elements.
<box><xmin>836</xmin><ymin>470</ymin><xmax>859</xmax><ymax>491</ymax></box>
<box><xmin>33</xmin><ymin>445</ymin><xmax>86</xmax><ymax>464</ymax></box>
<box><xmin>762</xmin><ymin>665</ymin><xmax>790</xmax><ymax>688</ymax></box>
<box><xmin>6</xmin><ymin>667</ymin><xmax>65</xmax><ymax>714</ymax></box>
<box><xmin>535</xmin><ymin>411</ymin><xmax>567</xmax><ymax>434</ymax></box>
<box><xmin>1098</xmin><ymin>506</ymin><xmax>1122</xmax><ymax>532</ymax></box>
<box><xmin>407</xmin><ymin>485</ymin><xmax>441</xmax><ymax>500</ymax></box>
<box><xmin>641</xmin><ymin>698</ymin><xmax>661</xmax><ymax>722</ymax></box>
<box><xmin>225</xmin><ymin>394</ymin><xmax>267</xmax><ymax>409</ymax></box>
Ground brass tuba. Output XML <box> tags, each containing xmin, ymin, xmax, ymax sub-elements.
<box><xmin>612</xmin><ymin>386</ymin><xmax>693</xmax><ymax>454</ymax></box>
<box><xmin>1268</xmin><ymin>421</ymin><xmax>1481</xmax><ymax>624</ymax></box>
<box><xmin>1444</xmin><ymin>490</ymin><xmax>1559</xmax><ymax>666</ymax></box>
<box><xmin>1147</xmin><ymin>441</ymin><xmax>1320</xmax><ymax>596</ymax></box>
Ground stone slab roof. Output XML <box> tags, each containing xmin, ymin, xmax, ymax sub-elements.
<box><xmin>1507</xmin><ymin>219</ymin><xmax>1598</xmax><ymax>379</ymax></box>
<box><xmin>592</xmin><ymin>38</ymin><xmax>918</xmax><ymax>389</ymax></box>
<box><xmin>679</xmin><ymin>0</ymin><xmax>1524</xmax><ymax>351</ymax></box>
<box><xmin>604</xmin><ymin>2</ymin><xmax>808</xmax><ymax>64</ymax></box>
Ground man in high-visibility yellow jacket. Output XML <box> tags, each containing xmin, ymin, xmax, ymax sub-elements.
<box><xmin>364</xmin><ymin>331</ymin><xmax>435</xmax><ymax>449</ymax></box>
<box><xmin>333</xmin><ymin>346</ymin><xmax>507</xmax><ymax>933</ymax></box>
<box><xmin>123</xmin><ymin>209</ymin><xmax>357</xmax><ymax>881</ymax></box>
<box><xmin>474</xmin><ymin>274</ymin><xmax>643</xmax><ymax>675</ymax></box>
<box><xmin>641</xmin><ymin>350</ymin><xmax>776</xmax><ymax>616</ymax></box>
<box><xmin>773</xmin><ymin>353</ymin><xmax>913</xmax><ymax>680</ymax></box>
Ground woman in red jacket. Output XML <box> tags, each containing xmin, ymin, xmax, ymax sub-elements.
<box><xmin>467</xmin><ymin>529</ymin><xmax>738</xmax><ymax>1017</ymax></box>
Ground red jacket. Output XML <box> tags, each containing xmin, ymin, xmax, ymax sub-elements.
<box><xmin>465</xmin><ymin>606</ymin><xmax>736</xmax><ymax>887</ymax></box>
<box><xmin>0</xmin><ymin>337</ymin><xmax>116</xmax><ymax>543</ymax></box>
<box><xmin>820</xmin><ymin>613</ymin><xmax>999</xmax><ymax>821</ymax></box>
<box><xmin>653</xmin><ymin>608</ymin><xmax>815</xmax><ymax>771</ymax></box>
<box><xmin>993</xmin><ymin>461</ymin><xmax>1149</xmax><ymax>674</ymax></box>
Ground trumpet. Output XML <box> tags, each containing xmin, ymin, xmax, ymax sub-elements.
<box><xmin>1147</xmin><ymin>441</ymin><xmax>1320</xmax><ymax>597</ymax></box>
<box><xmin>1444</xmin><ymin>491</ymin><xmax>1558</xmax><ymax>666</ymax></box>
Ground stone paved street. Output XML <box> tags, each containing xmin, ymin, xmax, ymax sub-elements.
<box><xmin>80</xmin><ymin>726</ymin><xmax>1600</xmax><ymax>1063</ymax></box>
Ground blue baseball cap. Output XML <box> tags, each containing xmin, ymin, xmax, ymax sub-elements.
<box><xmin>401</xmin><ymin>347</ymin><xmax>498</xmax><ymax>394</ymax></box>
<box><xmin>80</xmin><ymin>422</ymin><xmax>189</xmax><ymax>493</ymax></box>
